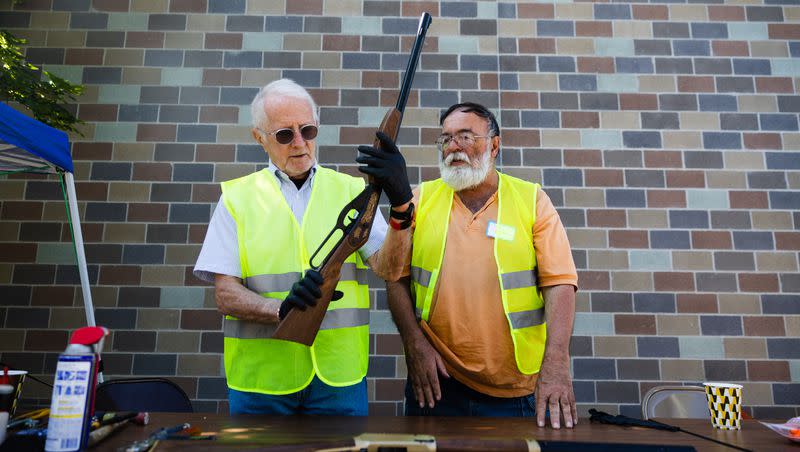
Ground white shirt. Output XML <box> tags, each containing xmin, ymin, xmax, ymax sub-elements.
<box><xmin>193</xmin><ymin>163</ymin><xmax>388</xmax><ymax>283</ymax></box>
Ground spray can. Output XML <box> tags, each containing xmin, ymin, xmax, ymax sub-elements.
<box><xmin>44</xmin><ymin>326</ymin><xmax>108</xmax><ymax>452</ymax></box>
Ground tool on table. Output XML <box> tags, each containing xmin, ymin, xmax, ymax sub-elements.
<box><xmin>86</xmin><ymin>412</ymin><xmax>149</xmax><ymax>448</ymax></box>
<box><xmin>7</xmin><ymin>408</ymin><xmax>49</xmax><ymax>430</ymax></box>
<box><xmin>122</xmin><ymin>423</ymin><xmax>191</xmax><ymax>452</ymax></box>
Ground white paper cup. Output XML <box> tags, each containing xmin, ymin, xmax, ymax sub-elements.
<box><xmin>703</xmin><ymin>382</ymin><xmax>743</xmax><ymax>430</ymax></box>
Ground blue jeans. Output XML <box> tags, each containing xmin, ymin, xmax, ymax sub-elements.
<box><xmin>229</xmin><ymin>376</ymin><xmax>367</xmax><ymax>416</ymax></box>
<box><xmin>404</xmin><ymin>377</ymin><xmax>537</xmax><ymax>417</ymax></box>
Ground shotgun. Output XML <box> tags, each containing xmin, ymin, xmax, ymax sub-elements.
<box><xmin>272</xmin><ymin>12</ymin><xmax>432</xmax><ymax>346</ymax></box>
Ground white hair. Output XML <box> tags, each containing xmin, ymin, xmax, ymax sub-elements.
<box><xmin>250</xmin><ymin>78</ymin><xmax>319</xmax><ymax>129</ymax></box>
<box><xmin>439</xmin><ymin>141</ymin><xmax>494</xmax><ymax>192</ymax></box>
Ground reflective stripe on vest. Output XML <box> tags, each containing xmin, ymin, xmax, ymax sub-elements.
<box><xmin>221</xmin><ymin>167</ymin><xmax>371</xmax><ymax>394</ymax></box>
<box><xmin>410</xmin><ymin>174</ymin><xmax>547</xmax><ymax>375</ymax></box>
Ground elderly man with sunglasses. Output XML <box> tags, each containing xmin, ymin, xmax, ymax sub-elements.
<box><xmin>385</xmin><ymin>102</ymin><xmax>579</xmax><ymax>428</ymax></box>
<box><xmin>194</xmin><ymin>78</ymin><xmax>413</xmax><ymax>415</ymax></box>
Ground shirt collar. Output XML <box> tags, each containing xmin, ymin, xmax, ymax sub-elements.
<box><xmin>268</xmin><ymin>161</ymin><xmax>317</xmax><ymax>187</ymax></box>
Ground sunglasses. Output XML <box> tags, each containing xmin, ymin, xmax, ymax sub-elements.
<box><xmin>261</xmin><ymin>124</ymin><xmax>318</xmax><ymax>145</ymax></box>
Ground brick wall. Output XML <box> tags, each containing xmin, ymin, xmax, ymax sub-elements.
<box><xmin>0</xmin><ymin>0</ymin><xmax>798</xmax><ymax>416</ymax></box>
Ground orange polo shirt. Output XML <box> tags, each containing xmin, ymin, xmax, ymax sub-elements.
<box><xmin>404</xmin><ymin>185</ymin><xmax>577</xmax><ymax>398</ymax></box>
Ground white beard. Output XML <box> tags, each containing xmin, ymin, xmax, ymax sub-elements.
<box><xmin>439</xmin><ymin>143</ymin><xmax>493</xmax><ymax>192</ymax></box>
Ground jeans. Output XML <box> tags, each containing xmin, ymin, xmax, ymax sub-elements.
<box><xmin>404</xmin><ymin>377</ymin><xmax>537</xmax><ymax>417</ymax></box>
<box><xmin>229</xmin><ymin>375</ymin><xmax>367</xmax><ymax>416</ymax></box>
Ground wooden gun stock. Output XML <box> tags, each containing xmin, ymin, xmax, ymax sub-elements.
<box><xmin>273</xmin><ymin>13</ymin><xmax>432</xmax><ymax>346</ymax></box>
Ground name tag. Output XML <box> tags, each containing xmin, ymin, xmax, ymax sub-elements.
<box><xmin>486</xmin><ymin>221</ymin><xmax>515</xmax><ymax>242</ymax></box>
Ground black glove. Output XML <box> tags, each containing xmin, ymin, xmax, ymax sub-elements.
<box><xmin>278</xmin><ymin>270</ymin><xmax>343</xmax><ymax>320</ymax></box>
<box><xmin>356</xmin><ymin>131</ymin><xmax>413</xmax><ymax>207</ymax></box>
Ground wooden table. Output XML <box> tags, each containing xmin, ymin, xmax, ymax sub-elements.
<box><xmin>97</xmin><ymin>413</ymin><xmax>795</xmax><ymax>451</ymax></box>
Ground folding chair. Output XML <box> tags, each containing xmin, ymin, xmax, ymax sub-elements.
<box><xmin>94</xmin><ymin>377</ymin><xmax>193</xmax><ymax>413</ymax></box>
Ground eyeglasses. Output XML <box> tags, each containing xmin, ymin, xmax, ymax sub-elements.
<box><xmin>435</xmin><ymin>132</ymin><xmax>491</xmax><ymax>151</ymax></box>
<box><xmin>260</xmin><ymin>124</ymin><xmax>318</xmax><ymax>145</ymax></box>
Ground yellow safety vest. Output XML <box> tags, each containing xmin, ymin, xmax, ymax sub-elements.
<box><xmin>221</xmin><ymin>167</ymin><xmax>370</xmax><ymax>394</ymax></box>
<box><xmin>410</xmin><ymin>173</ymin><xmax>546</xmax><ymax>375</ymax></box>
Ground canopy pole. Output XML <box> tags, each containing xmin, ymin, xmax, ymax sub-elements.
<box><xmin>64</xmin><ymin>171</ymin><xmax>96</xmax><ymax>328</ymax></box>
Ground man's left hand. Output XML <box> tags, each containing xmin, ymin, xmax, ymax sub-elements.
<box><xmin>356</xmin><ymin>131</ymin><xmax>412</xmax><ymax>207</ymax></box>
<box><xmin>535</xmin><ymin>356</ymin><xmax>577</xmax><ymax>429</ymax></box>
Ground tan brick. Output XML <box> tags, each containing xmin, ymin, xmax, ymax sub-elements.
<box><xmin>123</xmin><ymin>67</ymin><xmax>162</xmax><ymax>85</ymax></box>
<box><xmin>497</xmin><ymin>19</ymin><xmax>531</xmax><ymax>38</ymax></box>
<box><xmin>165</xmin><ymin>32</ymin><xmax>203</xmax><ymax>49</ymax></box>
<box><xmin>105</xmin><ymin>224</ymin><xmax>146</xmax><ymax>243</ymax></box>
<box><xmin>789</xmin><ymin>172</ymin><xmax>800</xmax><ymax>190</ymax></box>
<box><xmin>284</xmin><ymin>34</ymin><xmax>321</xmax><ymax>51</ymax></box>
<box><xmin>613</xmin><ymin>21</ymin><xmax>652</xmax><ymax>38</ymax></box>
<box><xmin>247</xmin><ymin>0</ymin><xmax>283</xmax><ymax>13</ymax></box>
<box><xmin>85</xmin><ymin>286</ymin><xmax>118</xmax><ymax>308</ymax></box>
<box><xmin>750</xmin><ymin>41</ymin><xmax>789</xmax><ymax>58</ymax></box>
<box><xmin>670</xmin><ymin>5</ymin><xmax>708</xmax><ymax>20</ymax></box>
<box><xmin>217</xmin><ymin>125</ymin><xmax>252</xmax><ymax>143</ymax></box>
<box><xmin>518</xmin><ymin>73</ymin><xmax>558</xmax><ymax>91</ymax></box>
<box><xmin>137</xmin><ymin>308</ymin><xmax>180</xmax><ymax>329</ymax></box>
<box><xmin>14</xmin><ymin>30</ymin><xmax>47</xmax><ymax>46</ymax></box>
<box><xmin>47</xmin><ymin>31</ymin><xmax>86</xmax><ymax>47</ymax></box>
<box><xmin>241</xmin><ymin>69</ymin><xmax>281</xmax><ymax>87</ymax></box>
<box><xmin>672</xmin><ymin>251</ymin><xmax>713</xmax><ymax>271</ymax></box>
<box><xmin>718</xmin><ymin>294</ymin><xmax>761</xmax><ymax>314</ymax></box>
<box><xmin>541</xmin><ymin>130</ymin><xmax>580</xmax><ymax>148</ymax></box>
<box><xmin>587</xmin><ymin>250</ymin><xmax>628</xmax><ymax>270</ymax></box>
<box><xmin>31</xmin><ymin>11</ymin><xmax>69</xmax><ymax>28</ymax></box>
<box><xmin>178</xmin><ymin>354</ymin><xmax>222</xmax><ymax>376</ymax></box>
<box><xmin>566</xmin><ymin>229</ymin><xmax>607</xmax><ymax>249</ymax></box>
<box><xmin>639</xmin><ymin>75</ymin><xmax>676</xmax><ymax>93</ymax></box>
<box><xmin>657</xmin><ymin>314</ymin><xmax>700</xmax><ymax>335</ymax></box>
<box><xmin>49</xmin><ymin>308</ymin><xmax>88</xmax><ymax>329</ymax></box>
<box><xmin>725</xmin><ymin>152</ymin><xmax>765</xmax><ymax>170</ymax></box>
<box><xmin>756</xmin><ymin>252</ymin><xmax>799</xmax><ymax>272</ymax></box>
<box><xmin>661</xmin><ymin>360</ymin><xmax>704</xmax><ymax>381</ymax></box>
<box><xmin>564</xmin><ymin>188</ymin><xmax>605</xmax><ymax>207</ymax></box>
<box><xmin>166</xmin><ymin>244</ymin><xmax>202</xmax><ymax>265</ymax></box>
<box><xmin>742</xmin><ymin>382</ymin><xmax>774</xmax><ymax>405</ymax></box>
<box><xmin>600</xmin><ymin>111</ymin><xmax>638</xmax><ymax>129</ymax></box>
<box><xmin>322</xmin><ymin>70</ymin><xmax>360</xmax><ymax>87</ymax></box>
<box><xmin>188</xmin><ymin>14</ymin><xmax>225</xmax><ymax>32</ymax></box>
<box><xmin>43</xmin><ymin>201</ymin><xmax>69</xmax><ymax>221</ymax></box>
<box><xmin>142</xmin><ymin>266</ymin><xmax>186</xmax><ymax>285</ymax></box>
<box><xmin>554</xmin><ymin>3</ymin><xmax>592</xmax><ymax>19</ymax></box>
<box><xmin>555</xmin><ymin>38</ymin><xmax>594</xmax><ymax>55</ymax></box>
<box><xmin>752</xmin><ymin>211</ymin><xmax>792</xmax><ymax>230</ymax></box>
<box><xmin>611</xmin><ymin>271</ymin><xmax>652</xmax><ymax>291</ymax></box>
<box><xmin>108</xmin><ymin>182</ymin><xmax>150</xmax><ymax>202</ymax></box>
<box><xmin>679</xmin><ymin>112</ymin><xmax>719</xmax><ymax>130</ymax></box>
<box><xmin>707</xmin><ymin>171</ymin><xmax>746</xmax><ymax>189</ymax></box>
<box><xmin>786</xmin><ymin>316</ymin><xmax>800</xmax><ymax>336</ymax></box>
<box><xmin>478</xmin><ymin>36</ymin><xmax>498</xmax><ymax>54</ymax></box>
<box><xmin>786</xmin><ymin>6</ymin><xmax>800</xmax><ymax>21</ymax></box>
<box><xmin>431</xmin><ymin>18</ymin><xmax>459</xmax><ymax>36</ymax></box>
<box><xmin>157</xmin><ymin>331</ymin><xmax>200</xmax><ymax>352</ymax></box>
<box><xmin>738</xmin><ymin>95</ymin><xmax>778</xmax><ymax>113</ymax></box>
<box><xmin>0</xmin><ymin>181</ymin><xmax>25</xmax><ymax>198</ymax></box>
<box><xmin>105</xmin><ymin>48</ymin><xmax>144</xmax><ymax>66</ymax></box>
<box><xmin>724</xmin><ymin>338</ymin><xmax>766</xmax><ymax>359</ymax></box>
<box><xmin>323</xmin><ymin>0</ymin><xmax>361</xmax><ymax>16</ymax></box>
<box><xmin>115</xmin><ymin>143</ymin><xmax>155</xmax><ymax>161</ymax></box>
<box><xmin>628</xmin><ymin>210</ymin><xmax>668</xmax><ymax>228</ymax></box>
<box><xmin>594</xmin><ymin>336</ymin><xmax>636</xmax><ymax>357</ymax></box>
<box><xmin>784</xmin><ymin>133</ymin><xmax>800</xmax><ymax>152</ymax></box>
<box><xmin>663</xmin><ymin>131</ymin><xmax>702</xmax><ymax>149</ymax></box>
<box><xmin>131</xmin><ymin>0</ymin><xmax>167</xmax><ymax>12</ymax></box>
<box><xmin>77</xmin><ymin>87</ymin><xmax>99</xmax><ymax>104</ymax></box>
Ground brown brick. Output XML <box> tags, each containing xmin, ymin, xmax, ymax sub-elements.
<box><xmin>585</xmin><ymin>169</ymin><xmax>623</xmax><ymax>187</ymax></box>
<box><xmin>93</xmin><ymin>0</ymin><xmax>129</xmax><ymax>11</ymax></box>
<box><xmin>192</xmin><ymin>184</ymin><xmax>221</xmax><ymax>203</ymax></box>
<box><xmin>128</xmin><ymin>203</ymin><xmax>168</xmax><ymax>222</ymax></box>
<box><xmin>480</xmin><ymin>73</ymin><xmax>498</xmax><ymax>90</ymax></box>
<box><xmin>99</xmin><ymin>265</ymin><xmax>141</xmax><ymax>285</ymax></box>
<box><xmin>587</xmin><ymin>209</ymin><xmax>626</xmax><ymax>227</ymax></box>
<box><xmin>25</xmin><ymin>330</ymin><xmax>68</xmax><ymax>351</ymax></box>
<box><xmin>518</xmin><ymin>3</ymin><xmax>554</xmax><ymax>18</ymax></box>
<box><xmin>620</xmin><ymin>93</ymin><xmax>658</xmax><ymax>110</ymax></box>
<box><xmin>78</xmin><ymin>104</ymin><xmax>118</xmax><ymax>122</ymax></box>
<box><xmin>197</xmin><ymin>144</ymin><xmax>236</xmax><ymax>162</ymax></box>
<box><xmin>287</xmin><ymin>0</ymin><xmax>321</xmax><ymax>14</ymax></box>
<box><xmin>666</xmin><ymin>170</ymin><xmax>705</xmax><ymax>188</ymax></box>
<box><xmin>170</xmin><ymin>0</ymin><xmax>207</xmax><ymax>12</ymax></box>
<box><xmin>577</xmin><ymin>271</ymin><xmax>609</xmax><ymax>290</ymax></box>
<box><xmin>562</xmin><ymin>111</ymin><xmax>599</xmax><ymax>128</ymax></box>
<box><xmin>189</xmin><ymin>224</ymin><xmax>208</xmax><ymax>243</ymax></box>
<box><xmin>776</xmin><ymin>232</ymin><xmax>800</xmax><ymax>250</ymax></box>
<box><xmin>677</xmin><ymin>76</ymin><xmax>714</xmax><ymax>93</ymax></box>
<box><xmin>654</xmin><ymin>272</ymin><xmax>695</xmax><ymax>292</ymax></box>
<box><xmin>2</xmin><ymin>202</ymin><xmax>43</xmax><ymax>221</ymax></box>
<box><xmin>502</xmin><ymin>129</ymin><xmax>539</xmax><ymax>148</ymax></box>
<box><xmin>564</xmin><ymin>149</ymin><xmax>602</xmax><ymax>167</ymax></box>
<box><xmin>339</xmin><ymin>127</ymin><xmax>375</xmax><ymax>145</ymax></box>
<box><xmin>65</xmin><ymin>48</ymin><xmax>104</xmax><ymax>65</ymax></box>
<box><xmin>126</xmin><ymin>31</ymin><xmax>165</xmax><ymax>48</ymax></box>
<box><xmin>677</xmin><ymin>293</ymin><xmax>718</xmax><ymax>313</ymax></box>
<box><xmin>647</xmin><ymin>190</ymin><xmax>686</xmax><ymax>208</ymax></box>
<box><xmin>374</xmin><ymin>378</ymin><xmax>405</xmax><ymax>401</ymax></box>
<box><xmin>180</xmin><ymin>309</ymin><xmax>222</xmax><ymax>330</ymax></box>
<box><xmin>73</xmin><ymin>142</ymin><xmax>113</xmax><ymax>161</ymax></box>
<box><xmin>185</xmin><ymin>266</ymin><xmax>211</xmax><ymax>286</ymax></box>
<box><xmin>77</xmin><ymin>223</ymin><xmax>104</xmax><ymax>242</ymax></box>
<box><xmin>576</xmin><ymin>21</ymin><xmax>612</xmax><ymax>37</ymax></box>
<box><xmin>380</xmin><ymin>89</ymin><xmax>419</xmax><ymax>108</ymax></box>
<box><xmin>375</xmin><ymin>333</ymin><xmax>403</xmax><ymax>355</ymax></box>
<box><xmin>743</xmin><ymin>133</ymin><xmax>781</xmax><ymax>150</ymax></box>
<box><xmin>730</xmin><ymin>191</ymin><xmax>768</xmax><ymax>209</ymax></box>
<box><xmin>360</xmin><ymin>71</ymin><xmax>395</xmax><ymax>89</ymax></box>
<box><xmin>519</xmin><ymin>38</ymin><xmax>555</xmax><ymax>54</ymax></box>
<box><xmin>743</xmin><ymin>316</ymin><xmax>786</xmax><ymax>336</ymax></box>
<box><xmin>739</xmin><ymin>273</ymin><xmax>779</xmax><ymax>293</ymax></box>
<box><xmin>577</xmin><ymin>56</ymin><xmax>614</xmax><ymax>74</ymax></box>
<box><xmin>614</xmin><ymin>314</ymin><xmax>656</xmax><ymax>335</ymax></box>
<box><xmin>401</xmin><ymin>35</ymin><xmax>437</xmax><ymax>54</ymax></box>
<box><xmin>755</xmin><ymin>77</ymin><xmax>793</xmax><ymax>94</ymax></box>
<box><xmin>769</xmin><ymin>24</ymin><xmax>800</xmax><ymax>40</ymax></box>
<box><xmin>323</xmin><ymin>35</ymin><xmax>359</xmax><ymax>51</ymax></box>
<box><xmin>748</xmin><ymin>361</ymin><xmax>789</xmax><ymax>381</ymax></box>
<box><xmin>644</xmin><ymin>151</ymin><xmax>682</xmax><ymax>168</ymax></box>
<box><xmin>632</xmin><ymin>5</ymin><xmax>668</xmax><ymax>20</ymax></box>
<box><xmin>200</xmin><ymin>106</ymin><xmax>238</xmax><ymax>123</ymax></box>
<box><xmin>306</xmin><ymin>88</ymin><xmax>338</xmax><ymax>107</ymax></box>
<box><xmin>0</xmin><ymin>244</ymin><xmax>36</xmax><ymax>262</ymax></box>
<box><xmin>500</xmin><ymin>92</ymin><xmax>538</xmax><ymax>109</ymax></box>
<box><xmin>137</xmin><ymin>124</ymin><xmax>177</xmax><ymax>142</ymax></box>
<box><xmin>691</xmin><ymin>231</ymin><xmax>732</xmax><ymax>249</ymax></box>
<box><xmin>204</xmin><ymin>33</ymin><xmax>242</xmax><ymax>50</ymax></box>
<box><xmin>712</xmin><ymin>40</ymin><xmax>749</xmax><ymax>57</ymax></box>
<box><xmin>132</xmin><ymin>162</ymin><xmax>171</xmax><ymax>181</ymax></box>
<box><xmin>609</xmin><ymin>230</ymin><xmax>648</xmax><ymax>248</ymax></box>
<box><xmin>708</xmin><ymin>6</ymin><xmax>745</xmax><ymax>21</ymax></box>
<box><xmin>76</xmin><ymin>182</ymin><xmax>109</xmax><ymax>201</ymax></box>
<box><xmin>32</xmin><ymin>286</ymin><xmax>75</xmax><ymax>307</ymax></box>
<box><xmin>402</xmin><ymin>1</ymin><xmax>437</xmax><ymax>17</ymax></box>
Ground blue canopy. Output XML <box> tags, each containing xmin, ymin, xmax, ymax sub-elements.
<box><xmin>0</xmin><ymin>102</ymin><xmax>73</xmax><ymax>173</ymax></box>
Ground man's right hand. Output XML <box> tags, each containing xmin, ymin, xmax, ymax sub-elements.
<box><xmin>279</xmin><ymin>270</ymin><xmax>323</xmax><ymax>320</ymax></box>
<box><xmin>404</xmin><ymin>334</ymin><xmax>450</xmax><ymax>409</ymax></box>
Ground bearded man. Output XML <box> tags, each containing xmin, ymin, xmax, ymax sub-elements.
<box><xmin>385</xmin><ymin>102</ymin><xmax>579</xmax><ymax>427</ymax></box>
